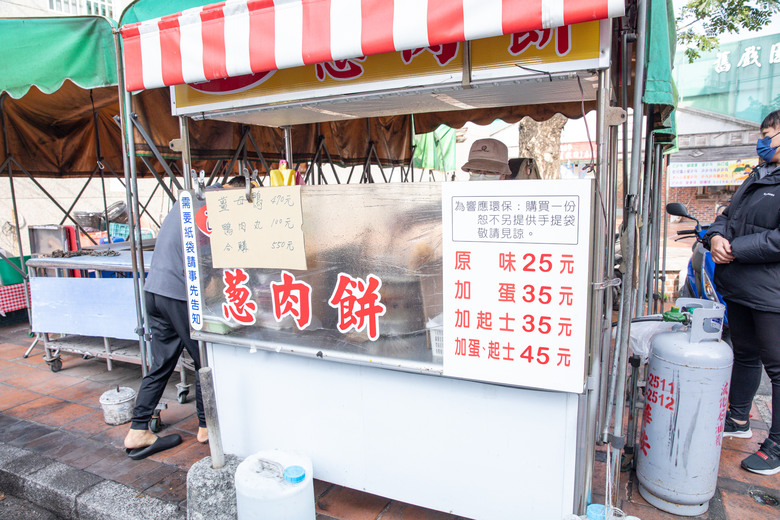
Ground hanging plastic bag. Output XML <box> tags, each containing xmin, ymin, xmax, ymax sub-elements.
<box><xmin>270</xmin><ymin>160</ymin><xmax>302</xmax><ymax>186</ymax></box>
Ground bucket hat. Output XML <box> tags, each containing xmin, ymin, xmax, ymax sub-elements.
<box><xmin>462</xmin><ymin>138</ymin><xmax>510</xmax><ymax>175</ymax></box>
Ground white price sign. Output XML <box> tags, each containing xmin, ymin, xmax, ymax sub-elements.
<box><xmin>442</xmin><ymin>180</ymin><xmax>593</xmax><ymax>393</ymax></box>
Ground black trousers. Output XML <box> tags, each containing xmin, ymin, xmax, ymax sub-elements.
<box><xmin>131</xmin><ymin>292</ymin><xmax>205</xmax><ymax>430</ymax></box>
<box><xmin>725</xmin><ymin>299</ymin><xmax>780</xmax><ymax>443</ymax></box>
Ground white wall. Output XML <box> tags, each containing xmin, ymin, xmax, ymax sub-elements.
<box><xmin>0</xmin><ymin>177</ymin><xmax>171</xmax><ymax>256</ymax></box>
<box><xmin>0</xmin><ymin>0</ymin><xmax>51</xmax><ymax>16</ymax></box>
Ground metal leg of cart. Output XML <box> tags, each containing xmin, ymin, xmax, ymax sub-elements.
<box><xmin>23</xmin><ymin>332</ymin><xmax>42</xmax><ymax>358</ymax></box>
<box><xmin>40</xmin><ymin>333</ymin><xmax>63</xmax><ymax>372</ymax></box>
<box><xmin>176</xmin><ymin>351</ymin><xmax>195</xmax><ymax>404</ymax></box>
<box><xmin>150</xmin><ymin>401</ymin><xmax>168</xmax><ymax>433</ymax></box>
<box><xmin>103</xmin><ymin>337</ymin><xmax>113</xmax><ymax>371</ymax></box>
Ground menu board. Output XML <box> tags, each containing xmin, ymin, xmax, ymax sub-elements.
<box><xmin>441</xmin><ymin>180</ymin><xmax>593</xmax><ymax>393</ymax></box>
<box><xmin>205</xmin><ymin>186</ymin><xmax>307</xmax><ymax>270</ymax></box>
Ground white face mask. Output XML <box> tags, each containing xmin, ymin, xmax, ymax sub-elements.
<box><xmin>469</xmin><ymin>172</ymin><xmax>502</xmax><ymax>181</ymax></box>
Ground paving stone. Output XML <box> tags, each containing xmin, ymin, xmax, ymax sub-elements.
<box><xmin>0</xmin><ymin>491</ymin><xmax>62</xmax><ymax>520</ymax></box>
<box><xmin>0</xmin><ymin>383</ymin><xmax>43</xmax><ymax>411</ymax></box>
<box><xmin>55</xmin><ymin>380</ymin><xmax>109</xmax><ymax>407</ymax></box>
<box><xmin>143</xmin><ymin>468</ymin><xmax>188</xmax><ymax>503</ymax></box>
<box><xmin>315</xmin><ymin>485</ymin><xmax>391</xmax><ymax>520</ymax></box>
<box><xmin>6</xmin><ymin>423</ymin><xmax>56</xmax><ymax>448</ymax></box>
<box><xmin>3</xmin><ymin>368</ymin><xmax>60</xmax><ymax>389</ymax></box>
<box><xmin>721</xmin><ymin>487</ymin><xmax>780</xmax><ymax>520</ymax></box>
<box><xmin>21</xmin><ymin>460</ymin><xmax>103</xmax><ymax>520</ymax></box>
<box><xmin>128</xmin><ymin>463</ymin><xmax>179</xmax><ymax>492</ymax></box>
<box><xmin>381</xmin><ymin>501</ymin><xmax>460</xmax><ymax>520</ymax></box>
<box><xmin>27</xmin><ymin>373</ymin><xmax>82</xmax><ymax>394</ymax></box>
<box><xmin>5</xmin><ymin>395</ymin><xmax>68</xmax><ymax>421</ymax></box>
<box><xmin>83</xmin><ymin>450</ymin><xmax>133</xmax><ymax>481</ymax></box>
<box><xmin>0</xmin><ymin>449</ymin><xmax>56</xmax><ymax>498</ymax></box>
<box><xmin>60</xmin><ymin>410</ymin><xmax>111</xmax><ymax>436</ymax></box>
<box><xmin>75</xmin><ymin>480</ymin><xmax>185</xmax><ymax>520</ymax></box>
<box><xmin>0</xmin><ymin>443</ymin><xmax>28</xmax><ymax>467</ymax></box>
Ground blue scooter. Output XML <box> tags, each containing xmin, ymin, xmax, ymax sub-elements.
<box><xmin>665</xmin><ymin>202</ymin><xmax>729</xmax><ymax>329</ymax></box>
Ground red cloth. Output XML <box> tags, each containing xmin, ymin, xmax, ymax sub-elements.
<box><xmin>0</xmin><ymin>282</ymin><xmax>29</xmax><ymax>313</ymax></box>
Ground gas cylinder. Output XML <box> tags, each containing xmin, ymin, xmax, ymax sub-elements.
<box><xmin>636</xmin><ymin>298</ymin><xmax>733</xmax><ymax>516</ymax></box>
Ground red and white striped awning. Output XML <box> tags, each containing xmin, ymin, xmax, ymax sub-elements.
<box><xmin>120</xmin><ymin>0</ymin><xmax>624</xmax><ymax>92</ymax></box>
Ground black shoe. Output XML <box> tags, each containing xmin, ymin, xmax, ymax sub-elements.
<box><xmin>741</xmin><ymin>438</ymin><xmax>780</xmax><ymax>475</ymax></box>
<box><xmin>723</xmin><ymin>412</ymin><xmax>752</xmax><ymax>439</ymax></box>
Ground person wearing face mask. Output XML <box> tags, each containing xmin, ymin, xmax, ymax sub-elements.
<box><xmin>703</xmin><ymin>109</ymin><xmax>780</xmax><ymax>475</ymax></box>
<box><xmin>462</xmin><ymin>138</ymin><xmax>511</xmax><ymax>180</ymax></box>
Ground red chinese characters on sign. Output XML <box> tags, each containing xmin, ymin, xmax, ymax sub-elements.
<box><xmin>222</xmin><ymin>268</ymin><xmax>257</xmax><ymax>325</ymax></box>
<box><xmin>452</xmin><ymin>250</ymin><xmax>577</xmax><ymax>371</ymax></box>
<box><xmin>715</xmin><ymin>382</ymin><xmax>730</xmax><ymax>446</ymax></box>
<box><xmin>455</xmin><ymin>251</ymin><xmax>471</xmax><ymax>270</ymax></box>
<box><xmin>401</xmin><ymin>43</ymin><xmax>459</xmax><ymax>66</ymax></box>
<box><xmin>509</xmin><ymin>26</ymin><xmax>572</xmax><ymax>57</ymax></box>
<box><xmin>328</xmin><ymin>273</ymin><xmax>387</xmax><ymax>341</ymax></box>
<box><xmin>315</xmin><ymin>57</ymin><xmax>366</xmax><ymax>81</ymax></box>
<box><xmin>270</xmin><ymin>270</ymin><xmax>312</xmax><ymax>330</ymax></box>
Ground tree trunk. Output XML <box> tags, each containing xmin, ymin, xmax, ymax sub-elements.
<box><xmin>516</xmin><ymin>114</ymin><xmax>567</xmax><ymax>179</ymax></box>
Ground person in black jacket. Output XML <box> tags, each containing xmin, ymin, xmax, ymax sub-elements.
<box><xmin>704</xmin><ymin>109</ymin><xmax>780</xmax><ymax>475</ymax></box>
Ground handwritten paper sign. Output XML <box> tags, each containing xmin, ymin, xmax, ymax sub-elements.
<box><xmin>205</xmin><ymin>186</ymin><xmax>307</xmax><ymax>270</ymax></box>
<box><xmin>441</xmin><ymin>179</ymin><xmax>593</xmax><ymax>393</ymax></box>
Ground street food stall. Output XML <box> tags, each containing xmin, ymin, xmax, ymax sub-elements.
<box><xmin>116</xmin><ymin>0</ymin><xmax>676</xmax><ymax>517</ymax></box>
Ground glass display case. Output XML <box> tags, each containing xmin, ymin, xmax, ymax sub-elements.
<box><xmin>189</xmin><ymin>182</ymin><xmax>444</xmax><ymax>372</ymax></box>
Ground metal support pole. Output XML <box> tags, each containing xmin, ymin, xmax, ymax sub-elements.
<box><xmin>598</xmin><ymin>125</ymin><xmax>620</xmax><ymax>437</ymax></box>
<box><xmin>6</xmin><ymin>155</ymin><xmax>97</xmax><ymax>244</ymax></box>
<box><xmin>114</xmin><ymin>30</ymin><xmax>149</xmax><ymax>375</ymax></box>
<box><xmin>284</xmin><ymin>126</ymin><xmax>293</xmax><ymax>165</ymax></box>
<box><xmin>621</xmin><ymin>30</ymin><xmax>633</xmax><ymax>225</ymax></box>
<box><xmin>222</xmin><ymin>128</ymin><xmax>249</xmax><ymax>184</ymax></box>
<box><xmin>199</xmin><ymin>366</ymin><xmax>225</xmax><ymax>469</ymax></box>
<box><xmin>574</xmin><ymin>67</ymin><xmax>611</xmax><ymax>515</ymax></box>
<box><xmin>649</xmin><ymin>144</ymin><xmax>664</xmax><ymax>312</ymax></box>
<box><xmin>0</xmin><ymin>95</ymin><xmax>33</xmax><ymax>326</ymax></box>
<box><xmin>661</xmin><ymin>154</ymin><xmax>670</xmax><ymax>307</ymax></box>
<box><xmin>607</xmin><ymin>0</ymin><xmax>649</xmax><ymax>501</ymax></box>
<box><xmin>180</xmin><ymin>116</ymin><xmax>193</xmax><ymax>189</ymax></box>
<box><xmin>635</xmin><ymin>117</ymin><xmax>655</xmax><ymax>317</ymax></box>
<box><xmin>139</xmin><ymin>155</ymin><xmax>177</xmax><ymax>202</ymax></box>
<box><xmin>129</xmin><ymin>113</ymin><xmax>183</xmax><ymax>191</ymax></box>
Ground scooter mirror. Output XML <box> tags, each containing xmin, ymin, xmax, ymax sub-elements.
<box><xmin>666</xmin><ymin>202</ymin><xmax>691</xmax><ymax>218</ymax></box>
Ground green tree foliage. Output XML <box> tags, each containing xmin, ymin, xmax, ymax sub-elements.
<box><xmin>677</xmin><ymin>0</ymin><xmax>780</xmax><ymax>62</ymax></box>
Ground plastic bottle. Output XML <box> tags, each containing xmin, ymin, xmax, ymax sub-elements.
<box><xmin>235</xmin><ymin>449</ymin><xmax>315</xmax><ymax>520</ymax></box>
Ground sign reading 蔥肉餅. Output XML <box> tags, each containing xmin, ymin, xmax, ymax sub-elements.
<box><xmin>205</xmin><ymin>186</ymin><xmax>307</xmax><ymax>270</ymax></box>
<box><xmin>441</xmin><ymin>180</ymin><xmax>593</xmax><ymax>393</ymax></box>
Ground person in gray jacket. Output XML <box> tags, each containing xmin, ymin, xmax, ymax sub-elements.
<box><xmin>123</xmin><ymin>198</ymin><xmax>208</xmax><ymax>459</ymax></box>
<box><xmin>704</xmin><ymin>109</ymin><xmax>780</xmax><ymax>475</ymax></box>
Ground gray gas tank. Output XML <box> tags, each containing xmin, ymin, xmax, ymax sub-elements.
<box><xmin>636</xmin><ymin>298</ymin><xmax>733</xmax><ymax>516</ymax></box>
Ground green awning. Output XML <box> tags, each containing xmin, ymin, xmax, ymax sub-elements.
<box><xmin>0</xmin><ymin>16</ymin><xmax>118</xmax><ymax>99</ymax></box>
<box><xmin>643</xmin><ymin>0</ymin><xmax>678</xmax><ymax>145</ymax></box>
<box><xmin>119</xmin><ymin>0</ymin><xmax>211</xmax><ymax>25</ymax></box>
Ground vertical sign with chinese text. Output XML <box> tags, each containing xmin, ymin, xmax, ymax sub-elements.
<box><xmin>442</xmin><ymin>180</ymin><xmax>593</xmax><ymax>393</ymax></box>
<box><xmin>180</xmin><ymin>191</ymin><xmax>203</xmax><ymax>331</ymax></box>
<box><xmin>205</xmin><ymin>186</ymin><xmax>307</xmax><ymax>270</ymax></box>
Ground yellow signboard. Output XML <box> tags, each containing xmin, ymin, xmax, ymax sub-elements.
<box><xmin>173</xmin><ymin>21</ymin><xmax>602</xmax><ymax>114</ymax></box>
